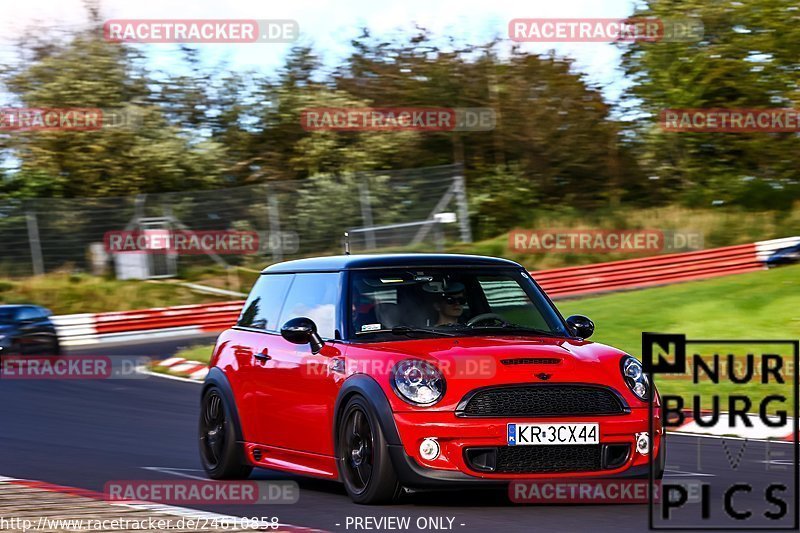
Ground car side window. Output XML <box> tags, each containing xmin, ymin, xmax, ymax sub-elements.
<box><xmin>238</xmin><ymin>274</ymin><xmax>294</xmax><ymax>332</ymax></box>
<box><xmin>277</xmin><ymin>272</ymin><xmax>340</xmax><ymax>339</ymax></box>
<box><xmin>17</xmin><ymin>307</ymin><xmax>40</xmax><ymax>321</ymax></box>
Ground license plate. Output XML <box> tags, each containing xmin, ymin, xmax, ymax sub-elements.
<box><xmin>507</xmin><ymin>423</ymin><xmax>598</xmax><ymax>446</ymax></box>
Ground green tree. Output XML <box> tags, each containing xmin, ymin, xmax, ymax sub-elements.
<box><xmin>621</xmin><ymin>0</ymin><xmax>800</xmax><ymax>208</ymax></box>
<box><xmin>1</xmin><ymin>16</ymin><xmax>225</xmax><ymax>197</ymax></box>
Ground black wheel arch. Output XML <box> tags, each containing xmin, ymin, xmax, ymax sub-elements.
<box><xmin>203</xmin><ymin>367</ymin><xmax>246</xmax><ymax>444</ymax></box>
<box><xmin>333</xmin><ymin>375</ymin><xmax>401</xmax><ymax>455</ymax></box>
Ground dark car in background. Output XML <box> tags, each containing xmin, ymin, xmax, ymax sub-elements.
<box><xmin>0</xmin><ymin>305</ymin><xmax>61</xmax><ymax>356</ymax></box>
<box><xmin>765</xmin><ymin>242</ymin><xmax>800</xmax><ymax>267</ymax></box>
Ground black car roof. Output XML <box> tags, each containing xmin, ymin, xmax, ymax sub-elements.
<box><xmin>262</xmin><ymin>253</ymin><xmax>522</xmax><ymax>273</ymax></box>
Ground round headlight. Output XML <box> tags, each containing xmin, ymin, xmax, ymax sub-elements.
<box><xmin>624</xmin><ymin>358</ymin><xmax>642</xmax><ymax>380</ymax></box>
<box><xmin>391</xmin><ymin>359</ymin><xmax>445</xmax><ymax>406</ymax></box>
<box><xmin>621</xmin><ymin>356</ymin><xmax>649</xmax><ymax>401</ymax></box>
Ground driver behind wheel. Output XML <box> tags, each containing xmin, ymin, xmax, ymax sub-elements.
<box><xmin>422</xmin><ymin>281</ymin><xmax>467</xmax><ymax>326</ymax></box>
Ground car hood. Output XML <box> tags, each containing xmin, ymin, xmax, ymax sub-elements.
<box><xmin>347</xmin><ymin>335</ymin><xmax>636</xmax><ymax>410</ymax></box>
<box><xmin>354</xmin><ymin>334</ymin><xmax>627</xmax><ymax>365</ymax></box>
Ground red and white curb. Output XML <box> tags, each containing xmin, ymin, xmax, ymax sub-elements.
<box><xmin>153</xmin><ymin>357</ymin><xmax>209</xmax><ymax>380</ymax></box>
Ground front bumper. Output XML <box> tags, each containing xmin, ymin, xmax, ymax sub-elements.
<box><xmin>390</xmin><ymin>410</ymin><xmax>662</xmax><ymax>487</ymax></box>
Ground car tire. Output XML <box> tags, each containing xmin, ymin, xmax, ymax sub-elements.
<box><xmin>199</xmin><ymin>386</ymin><xmax>253</xmax><ymax>480</ymax></box>
<box><xmin>336</xmin><ymin>395</ymin><xmax>402</xmax><ymax>505</ymax></box>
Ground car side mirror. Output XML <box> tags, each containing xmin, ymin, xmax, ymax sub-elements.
<box><xmin>566</xmin><ymin>315</ymin><xmax>594</xmax><ymax>339</ymax></box>
<box><xmin>281</xmin><ymin>317</ymin><xmax>325</xmax><ymax>354</ymax></box>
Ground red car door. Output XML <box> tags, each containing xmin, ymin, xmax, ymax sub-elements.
<box><xmin>252</xmin><ymin>334</ymin><xmax>344</xmax><ymax>455</ymax></box>
<box><xmin>252</xmin><ymin>272</ymin><xmax>344</xmax><ymax>456</ymax></box>
<box><xmin>228</xmin><ymin>273</ymin><xmax>294</xmax><ymax>445</ymax></box>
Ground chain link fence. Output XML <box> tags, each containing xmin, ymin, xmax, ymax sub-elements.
<box><xmin>0</xmin><ymin>164</ymin><xmax>471</xmax><ymax>278</ymax></box>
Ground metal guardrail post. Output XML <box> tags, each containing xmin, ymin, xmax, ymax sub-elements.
<box><xmin>454</xmin><ymin>172</ymin><xmax>472</xmax><ymax>243</ymax></box>
<box><xmin>411</xmin><ymin>183</ymin><xmax>456</xmax><ymax>246</ymax></box>
<box><xmin>267</xmin><ymin>192</ymin><xmax>283</xmax><ymax>262</ymax></box>
<box><xmin>25</xmin><ymin>211</ymin><xmax>45</xmax><ymax>275</ymax></box>
<box><xmin>358</xmin><ymin>177</ymin><xmax>376</xmax><ymax>250</ymax></box>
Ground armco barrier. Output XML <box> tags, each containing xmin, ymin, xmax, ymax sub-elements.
<box><xmin>52</xmin><ymin>301</ymin><xmax>243</xmax><ymax>347</ymax></box>
<box><xmin>51</xmin><ymin>237</ymin><xmax>795</xmax><ymax>346</ymax></box>
<box><xmin>533</xmin><ymin>242</ymin><xmax>764</xmax><ymax>298</ymax></box>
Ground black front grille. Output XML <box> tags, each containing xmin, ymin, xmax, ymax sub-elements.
<box><xmin>458</xmin><ymin>385</ymin><xmax>626</xmax><ymax>417</ymax></box>
<box><xmin>466</xmin><ymin>445</ymin><xmax>603</xmax><ymax>474</ymax></box>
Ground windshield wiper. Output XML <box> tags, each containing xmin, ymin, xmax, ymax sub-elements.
<box><xmin>469</xmin><ymin>323</ymin><xmax>563</xmax><ymax>338</ymax></box>
<box><xmin>390</xmin><ymin>326</ymin><xmax>458</xmax><ymax>337</ymax></box>
<box><xmin>354</xmin><ymin>326</ymin><xmax>458</xmax><ymax>337</ymax></box>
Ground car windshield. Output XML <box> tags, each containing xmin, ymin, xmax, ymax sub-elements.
<box><xmin>349</xmin><ymin>268</ymin><xmax>569</xmax><ymax>340</ymax></box>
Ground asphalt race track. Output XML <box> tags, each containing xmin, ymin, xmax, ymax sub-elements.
<box><xmin>0</xmin><ymin>339</ymin><xmax>796</xmax><ymax>532</ymax></box>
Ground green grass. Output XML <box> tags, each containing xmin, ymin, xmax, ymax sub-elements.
<box><xmin>172</xmin><ymin>343</ymin><xmax>215</xmax><ymax>365</ymax></box>
<box><xmin>555</xmin><ymin>265</ymin><xmax>800</xmax><ymax>355</ymax></box>
<box><xmin>0</xmin><ymin>273</ymin><xmax>228</xmax><ymax>314</ymax></box>
<box><xmin>150</xmin><ymin>341</ymin><xmax>215</xmax><ymax>377</ymax></box>
<box><xmin>557</xmin><ymin>265</ymin><xmax>800</xmax><ymax>414</ymax></box>
<box><xmin>178</xmin><ymin>264</ymin><xmax>260</xmax><ymax>293</ymax></box>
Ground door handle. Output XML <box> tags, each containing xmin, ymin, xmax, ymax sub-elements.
<box><xmin>254</xmin><ymin>350</ymin><xmax>271</xmax><ymax>361</ymax></box>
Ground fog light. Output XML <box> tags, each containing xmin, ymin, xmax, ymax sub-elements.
<box><xmin>636</xmin><ymin>432</ymin><xmax>650</xmax><ymax>455</ymax></box>
<box><xmin>419</xmin><ymin>438</ymin><xmax>440</xmax><ymax>460</ymax></box>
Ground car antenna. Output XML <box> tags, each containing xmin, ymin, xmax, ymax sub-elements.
<box><xmin>344</xmin><ymin>232</ymin><xmax>351</xmax><ymax>255</ymax></box>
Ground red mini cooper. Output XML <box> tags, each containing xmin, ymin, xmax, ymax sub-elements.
<box><xmin>199</xmin><ymin>254</ymin><xmax>664</xmax><ymax>504</ymax></box>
